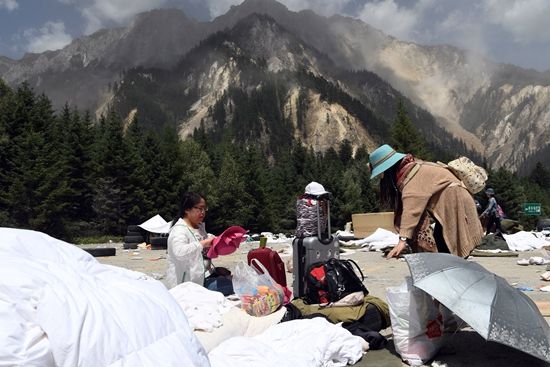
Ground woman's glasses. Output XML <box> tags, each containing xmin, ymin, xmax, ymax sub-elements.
<box><xmin>193</xmin><ymin>206</ymin><xmax>208</xmax><ymax>213</ymax></box>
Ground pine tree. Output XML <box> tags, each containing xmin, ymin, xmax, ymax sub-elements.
<box><xmin>180</xmin><ymin>137</ymin><xmax>216</xmax><ymax>202</ymax></box>
<box><xmin>318</xmin><ymin>147</ymin><xmax>344</xmax><ymax>227</ymax></box>
<box><xmin>1</xmin><ymin>90</ymin><xmax>74</xmax><ymax>236</ymax></box>
<box><xmin>154</xmin><ymin>124</ymin><xmax>186</xmax><ymax>221</ymax></box>
<box><xmin>338</xmin><ymin>139</ymin><xmax>353</xmax><ymax>167</ymax></box>
<box><xmin>338</xmin><ymin>168</ymin><xmax>363</xmax><ymax>226</ymax></box>
<box><xmin>239</xmin><ymin>143</ymin><xmax>272</xmax><ymax>232</ymax></box>
<box><xmin>529</xmin><ymin>162</ymin><xmax>550</xmax><ymax>191</ymax></box>
<box><xmin>31</xmin><ymin>99</ymin><xmax>77</xmax><ymax>238</ymax></box>
<box><xmin>268</xmin><ymin>149</ymin><xmax>299</xmax><ymax>232</ymax></box>
<box><xmin>91</xmin><ymin>108</ymin><xmax>127</xmax><ymax>234</ymax></box>
<box><xmin>67</xmin><ymin>107</ymin><xmax>96</xmax><ymax>223</ymax></box>
<box><xmin>140</xmin><ymin>128</ymin><xmax>163</xmax><ymax>219</ymax></box>
<box><xmin>210</xmin><ymin>150</ymin><xmax>251</xmax><ymax>232</ymax></box>
<box><xmin>122</xmin><ymin>115</ymin><xmax>154</xmax><ymax>225</ymax></box>
<box><xmin>390</xmin><ymin>98</ymin><xmax>432</xmax><ymax>160</ymax></box>
<box><xmin>0</xmin><ymin>79</ymin><xmax>15</xmax><ymax>226</ymax></box>
<box><xmin>290</xmin><ymin>139</ymin><xmax>317</xmax><ymax>190</ymax></box>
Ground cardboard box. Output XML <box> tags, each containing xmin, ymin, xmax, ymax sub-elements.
<box><xmin>351</xmin><ymin>212</ymin><xmax>396</xmax><ymax>239</ymax></box>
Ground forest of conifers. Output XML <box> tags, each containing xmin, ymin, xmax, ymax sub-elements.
<box><xmin>1</xmin><ymin>79</ymin><xmax>549</xmax><ymax>242</ymax></box>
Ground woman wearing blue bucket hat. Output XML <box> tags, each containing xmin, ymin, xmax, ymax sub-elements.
<box><xmin>369</xmin><ymin>145</ymin><xmax>483</xmax><ymax>260</ymax></box>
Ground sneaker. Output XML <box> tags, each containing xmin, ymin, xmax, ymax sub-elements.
<box><xmin>529</xmin><ymin>257</ymin><xmax>545</xmax><ymax>265</ymax></box>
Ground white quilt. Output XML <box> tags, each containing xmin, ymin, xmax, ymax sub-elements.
<box><xmin>208</xmin><ymin>317</ymin><xmax>363</xmax><ymax>367</ymax></box>
<box><xmin>0</xmin><ymin>228</ymin><xmax>209</xmax><ymax>367</ymax></box>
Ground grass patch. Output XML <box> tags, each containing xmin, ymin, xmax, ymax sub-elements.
<box><xmin>72</xmin><ymin>236</ymin><xmax>123</xmax><ymax>245</ymax></box>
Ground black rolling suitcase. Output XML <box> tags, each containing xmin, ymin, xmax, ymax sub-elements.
<box><xmin>292</xmin><ymin>193</ymin><xmax>339</xmax><ymax>298</ymax></box>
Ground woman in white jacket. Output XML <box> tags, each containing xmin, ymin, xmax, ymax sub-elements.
<box><xmin>166</xmin><ymin>191</ymin><xmax>234</xmax><ymax>297</ymax></box>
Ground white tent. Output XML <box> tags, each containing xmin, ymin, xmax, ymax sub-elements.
<box><xmin>139</xmin><ymin>214</ymin><xmax>172</xmax><ymax>234</ymax></box>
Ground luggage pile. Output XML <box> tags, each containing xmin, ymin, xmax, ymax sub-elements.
<box><xmin>292</xmin><ymin>189</ymin><xmax>340</xmax><ymax>298</ymax></box>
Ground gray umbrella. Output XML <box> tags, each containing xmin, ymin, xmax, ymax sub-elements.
<box><xmin>404</xmin><ymin>252</ymin><xmax>550</xmax><ymax>363</ymax></box>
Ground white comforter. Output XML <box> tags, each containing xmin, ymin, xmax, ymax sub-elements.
<box><xmin>0</xmin><ymin>228</ymin><xmax>209</xmax><ymax>367</ymax></box>
<box><xmin>208</xmin><ymin>317</ymin><xmax>363</xmax><ymax>367</ymax></box>
<box><xmin>1</xmin><ymin>228</ymin><xmax>363</xmax><ymax>367</ymax></box>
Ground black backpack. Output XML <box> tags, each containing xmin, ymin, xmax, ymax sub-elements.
<box><xmin>304</xmin><ymin>258</ymin><xmax>368</xmax><ymax>305</ymax></box>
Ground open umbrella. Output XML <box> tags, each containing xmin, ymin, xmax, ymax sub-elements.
<box><xmin>404</xmin><ymin>252</ymin><xmax>550</xmax><ymax>363</ymax></box>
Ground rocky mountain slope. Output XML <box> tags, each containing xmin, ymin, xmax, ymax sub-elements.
<box><xmin>1</xmin><ymin>0</ymin><xmax>549</xmax><ymax>171</ymax></box>
<box><xmin>108</xmin><ymin>13</ymin><xmax>473</xmax><ymax>164</ymax></box>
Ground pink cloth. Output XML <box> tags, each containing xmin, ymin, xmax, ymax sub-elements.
<box><xmin>207</xmin><ymin>226</ymin><xmax>249</xmax><ymax>259</ymax></box>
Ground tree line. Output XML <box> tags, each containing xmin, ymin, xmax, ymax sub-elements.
<box><xmin>1</xmin><ymin>80</ymin><xmax>549</xmax><ymax>242</ymax></box>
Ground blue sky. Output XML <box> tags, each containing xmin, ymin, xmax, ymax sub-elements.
<box><xmin>1</xmin><ymin>0</ymin><xmax>550</xmax><ymax>72</ymax></box>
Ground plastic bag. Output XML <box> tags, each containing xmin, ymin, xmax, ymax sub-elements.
<box><xmin>232</xmin><ymin>259</ymin><xmax>284</xmax><ymax>317</ymax></box>
<box><xmin>386</xmin><ymin>277</ymin><xmax>444</xmax><ymax>366</ymax></box>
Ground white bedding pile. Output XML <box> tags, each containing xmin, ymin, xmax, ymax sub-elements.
<box><xmin>502</xmin><ymin>231</ymin><xmax>549</xmax><ymax>251</ymax></box>
<box><xmin>172</xmin><ymin>282</ymin><xmax>364</xmax><ymax>366</ymax></box>
<box><xmin>1</xmin><ymin>227</ymin><xmax>363</xmax><ymax>367</ymax></box>
<box><xmin>0</xmin><ymin>228</ymin><xmax>209</xmax><ymax>367</ymax></box>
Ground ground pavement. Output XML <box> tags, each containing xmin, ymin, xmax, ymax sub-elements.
<box><xmin>82</xmin><ymin>238</ymin><xmax>550</xmax><ymax>367</ymax></box>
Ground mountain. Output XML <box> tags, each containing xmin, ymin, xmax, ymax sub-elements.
<box><xmin>1</xmin><ymin>0</ymin><xmax>549</xmax><ymax>172</ymax></box>
<box><xmin>109</xmin><ymin>13</ymin><xmax>475</xmax><ymax>162</ymax></box>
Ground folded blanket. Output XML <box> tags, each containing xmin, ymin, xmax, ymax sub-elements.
<box><xmin>169</xmin><ymin>282</ymin><xmax>233</xmax><ymax>332</ymax></box>
<box><xmin>476</xmin><ymin>232</ymin><xmax>509</xmax><ymax>251</ymax></box>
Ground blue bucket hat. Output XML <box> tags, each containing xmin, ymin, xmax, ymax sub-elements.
<box><xmin>486</xmin><ymin>188</ymin><xmax>495</xmax><ymax>195</ymax></box>
<box><xmin>369</xmin><ymin>144</ymin><xmax>406</xmax><ymax>179</ymax></box>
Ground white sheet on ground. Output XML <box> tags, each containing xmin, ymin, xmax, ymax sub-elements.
<box><xmin>138</xmin><ymin>214</ymin><xmax>172</xmax><ymax>234</ymax></box>
<box><xmin>504</xmin><ymin>231</ymin><xmax>549</xmax><ymax>251</ymax></box>
<box><xmin>354</xmin><ymin>228</ymin><xmax>398</xmax><ymax>250</ymax></box>
<box><xmin>0</xmin><ymin>227</ymin><xmax>209</xmax><ymax>367</ymax></box>
<box><xmin>208</xmin><ymin>317</ymin><xmax>363</xmax><ymax>367</ymax></box>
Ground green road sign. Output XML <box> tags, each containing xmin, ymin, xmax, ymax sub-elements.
<box><xmin>524</xmin><ymin>203</ymin><xmax>541</xmax><ymax>216</ymax></box>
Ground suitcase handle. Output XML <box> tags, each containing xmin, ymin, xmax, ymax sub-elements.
<box><xmin>316</xmin><ymin>198</ymin><xmax>332</xmax><ymax>243</ymax></box>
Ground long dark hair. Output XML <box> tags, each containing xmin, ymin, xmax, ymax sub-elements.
<box><xmin>379</xmin><ymin>160</ymin><xmax>403</xmax><ymax>211</ymax></box>
<box><xmin>170</xmin><ymin>191</ymin><xmax>206</xmax><ymax>227</ymax></box>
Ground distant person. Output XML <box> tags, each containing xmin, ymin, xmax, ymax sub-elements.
<box><xmin>479</xmin><ymin>188</ymin><xmax>507</xmax><ymax>235</ymax></box>
<box><xmin>368</xmin><ymin>144</ymin><xmax>484</xmax><ymax>260</ymax></box>
<box><xmin>166</xmin><ymin>191</ymin><xmax>234</xmax><ymax>295</ymax></box>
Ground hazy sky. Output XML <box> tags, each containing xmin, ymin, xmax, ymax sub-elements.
<box><xmin>1</xmin><ymin>0</ymin><xmax>549</xmax><ymax>71</ymax></box>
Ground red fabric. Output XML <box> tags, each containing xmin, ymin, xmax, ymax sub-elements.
<box><xmin>310</xmin><ymin>266</ymin><xmax>329</xmax><ymax>304</ymax></box>
<box><xmin>282</xmin><ymin>286</ymin><xmax>292</xmax><ymax>306</ymax></box>
<box><xmin>207</xmin><ymin>226</ymin><xmax>249</xmax><ymax>259</ymax></box>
